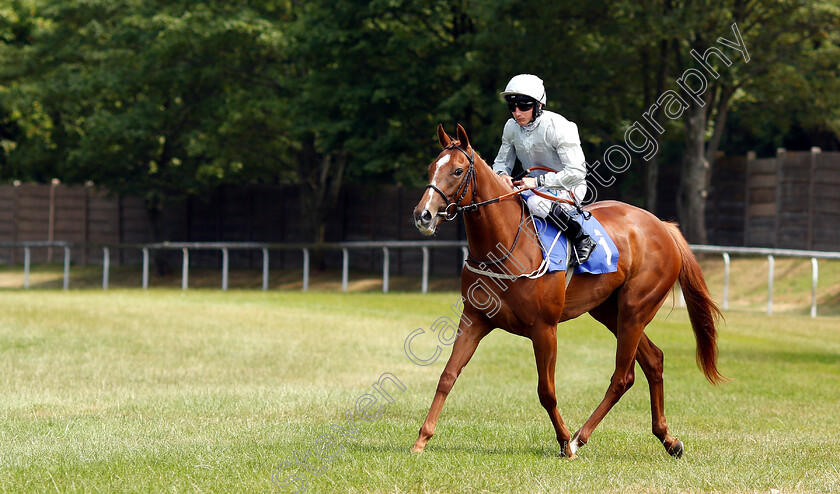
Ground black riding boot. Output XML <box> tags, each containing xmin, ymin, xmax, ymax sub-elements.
<box><xmin>546</xmin><ymin>202</ymin><xmax>596</xmax><ymax>268</ymax></box>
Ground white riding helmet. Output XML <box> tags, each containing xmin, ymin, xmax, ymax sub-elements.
<box><xmin>500</xmin><ymin>74</ymin><xmax>547</xmax><ymax>105</ymax></box>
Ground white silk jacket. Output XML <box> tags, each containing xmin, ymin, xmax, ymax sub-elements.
<box><xmin>492</xmin><ymin>110</ymin><xmax>587</xmax><ymax>190</ymax></box>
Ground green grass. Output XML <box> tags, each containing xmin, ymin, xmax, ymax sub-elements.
<box><xmin>1</xmin><ymin>290</ymin><xmax>839</xmax><ymax>493</ymax></box>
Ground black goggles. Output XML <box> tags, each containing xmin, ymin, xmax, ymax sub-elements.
<box><xmin>507</xmin><ymin>99</ymin><xmax>536</xmax><ymax>112</ymax></box>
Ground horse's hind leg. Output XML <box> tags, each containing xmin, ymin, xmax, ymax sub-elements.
<box><xmin>636</xmin><ymin>335</ymin><xmax>684</xmax><ymax>457</ymax></box>
<box><xmin>573</xmin><ymin>302</ymin><xmax>644</xmax><ymax>454</ymax></box>
<box><xmin>581</xmin><ymin>282</ymin><xmax>678</xmax><ymax>456</ymax></box>
<box><xmin>531</xmin><ymin>325</ymin><xmax>575</xmax><ymax>458</ymax></box>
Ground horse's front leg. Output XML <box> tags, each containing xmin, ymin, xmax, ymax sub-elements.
<box><xmin>411</xmin><ymin>318</ymin><xmax>492</xmax><ymax>453</ymax></box>
<box><xmin>531</xmin><ymin>325</ymin><xmax>576</xmax><ymax>458</ymax></box>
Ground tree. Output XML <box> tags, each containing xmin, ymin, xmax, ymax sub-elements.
<box><xmin>655</xmin><ymin>0</ymin><xmax>837</xmax><ymax>243</ymax></box>
<box><xmin>282</xmin><ymin>0</ymin><xmax>486</xmax><ymax>244</ymax></box>
<box><xmin>3</xmin><ymin>0</ymin><xmax>838</xmax><ymax>252</ymax></box>
<box><xmin>1</xmin><ymin>0</ymin><xmax>295</xmax><ymax>237</ymax></box>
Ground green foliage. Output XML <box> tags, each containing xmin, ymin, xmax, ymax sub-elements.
<box><xmin>1</xmin><ymin>0</ymin><xmax>838</xmax><ymax>222</ymax></box>
<box><xmin>1</xmin><ymin>0</ymin><xmax>295</xmax><ymax>202</ymax></box>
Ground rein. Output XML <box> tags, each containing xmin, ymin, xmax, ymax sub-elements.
<box><xmin>426</xmin><ymin>157</ymin><xmax>575</xmax><ymax>222</ymax></box>
<box><xmin>424</xmin><ymin>147</ymin><xmax>575</xmax><ymax>271</ymax></box>
<box><xmin>426</xmin><ymin>144</ymin><xmax>580</xmax><ymax>278</ymax></box>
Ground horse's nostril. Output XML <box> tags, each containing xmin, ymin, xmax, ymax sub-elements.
<box><xmin>421</xmin><ymin>210</ymin><xmax>432</xmax><ymax>222</ymax></box>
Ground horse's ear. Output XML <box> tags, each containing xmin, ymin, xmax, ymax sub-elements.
<box><xmin>437</xmin><ymin>124</ymin><xmax>452</xmax><ymax>148</ymax></box>
<box><xmin>456</xmin><ymin>124</ymin><xmax>470</xmax><ymax>149</ymax></box>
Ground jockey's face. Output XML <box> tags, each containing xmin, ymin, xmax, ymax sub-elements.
<box><xmin>512</xmin><ymin>105</ymin><xmax>534</xmax><ymax>126</ymax></box>
<box><xmin>507</xmin><ymin>97</ymin><xmax>537</xmax><ymax>126</ymax></box>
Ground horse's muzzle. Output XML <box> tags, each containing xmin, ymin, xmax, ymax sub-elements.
<box><xmin>413</xmin><ymin>208</ymin><xmax>438</xmax><ymax>236</ymax></box>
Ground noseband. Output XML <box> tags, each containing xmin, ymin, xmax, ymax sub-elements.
<box><xmin>424</xmin><ymin>144</ymin><xmax>477</xmax><ymax>221</ymax></box>
<box><xmin>421</xmin><ymin>150</ymin><xmax>577</xmax><ymax>270</ymax></box>
<box><xmin>423</xmin><ymin>143</ymin><xmax>530</xmax><ymax>268</ymax></box>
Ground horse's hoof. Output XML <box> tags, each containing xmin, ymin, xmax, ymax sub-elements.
<box><xmin>410</xmin><ymin>444</ymin><xmax>425</xmax><ymax>453</ymax></box>
<box><xmin>569</xmin><ymin>432</ymin><xmax>585</xmax><ymax>455</ymax></box>
<box><xmin>558</xmin><ymin>440</ymin><xmax>579</xmax><ymax>459</ymax></box>
<box><xmin>667</xmin><ymin>439</ymin><xmax>684</xmax><ymax>458</ymax></box>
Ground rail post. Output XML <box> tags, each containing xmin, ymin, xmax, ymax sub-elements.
<box><xmin>767</xmin><ymin>255</ymin><xmax>774</xmax><ymax>315</ymax></box>
<box><xmin>722</xmin><ymin>252</ymin><xmax>730</xmax><ymax>311</ymax></box>
<box><xmin>262</xmin><ymin>248</ymin><xmax>269</xmax><ymax>291</ymax></box>
<box><xmin>382</xmin><ymin>247</ymin><xmax>390</xmax><ymax>293</ymax></box>
<box><xmin>302</xmin><ymin>248</ymin><xmax>310</xmax><ymax>291</ymax></box>
<box><xmin>421</xmin><ymin>247</ymin><xmax>429</xmax><ymax>294</ymax></box>
<box><xmin>102</xmin><ymin>247</ymin><xmax>110</xmax><ymax>290</ymax></box>
<box><xmin>811</xmin><ymin>257</ymin><xmax>818</xmax><ymax>318</ymax></box>
<box><xmin>342</xmin><ymin>248</ymin><xmax>349</xmax><ymax>292</ymax></box>
<box><xmin>182</xmin><ymin>248</ymin><xmax>189</xmax><ymax>291</ymax></box>
<box><xmin>23</xmin><ymin>247</ymin><xmax>30</xmax><ymax>289</ymax></box>
<box><xmin>142</xmin><ymin>248</ymin><xmax>150</xmax><ymax>289</ymax></box>
<box><xmin>63</xmin><ymin>246</ymin><xmax>70</xmax><ymax>290</ymax></box>
<box><xmin>461</xmin><ymin>246</ymin><xmax>469</xmax><ymax>265</ymax></box>
<box><xmin>221</xmin><ymin>248</ymin><xmax>229</xmax><ymax>291</ymax></box>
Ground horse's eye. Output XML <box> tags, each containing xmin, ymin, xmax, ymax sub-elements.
<box><xmin>453</xmin><ymin>168</ymin><xmax>464</xmax><ymax>176</ymax></box>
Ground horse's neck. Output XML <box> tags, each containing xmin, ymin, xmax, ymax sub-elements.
<box><xmin>464</xmin><ymin>166</ymin><xmax>541</xmax><ymax>266</ymax></box>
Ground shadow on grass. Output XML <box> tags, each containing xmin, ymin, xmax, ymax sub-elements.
<box><xmin>346</xmin><ymin>442</ymin><xmax>559</xmax><ymax>458</ymax></box>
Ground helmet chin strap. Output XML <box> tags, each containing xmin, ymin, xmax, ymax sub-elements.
<box><xmin>532</xmin><ymin>103</ymin><xmax>543</xmax><ymax>122</ymax></box>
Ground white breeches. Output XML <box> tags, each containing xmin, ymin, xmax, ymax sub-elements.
<box><xmin>525</xmin><ymin>183</ymin><xmax>587</xmax><ymax>218</ymax></box>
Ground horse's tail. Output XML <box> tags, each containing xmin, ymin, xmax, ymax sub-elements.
<box><xmin>663</xmin><ymin>222</ymin><xmax>727</xmax><ymax>385</ymax></box>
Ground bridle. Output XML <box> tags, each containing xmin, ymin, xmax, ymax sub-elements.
<box><xmin>424</xmin><ymin>144</ymin><xmax>528</xmax><ymax>266</ymax></box>
<box><xmin>425</xmin><ymin>143</ymin><xmax>537</xmax><ymax>222</ymax></box>
<box><xmin>425</xmin><ymin>145</ymin><xmax>576</xmax><ymax>221</ymax></box>
<box><xmin>422</xmin><ymin>147</ymin><xmax>581</xmax><ymax>268</ymax></box>
<box><xmin>424</xmin><ymin>144</ymin><xmax>478</xmax><ymax>221</ymax></box>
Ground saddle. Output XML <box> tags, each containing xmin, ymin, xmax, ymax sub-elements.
<box><xmin>531</xmin><ymin>210</ymin><xmax>619</xmax><ymax>275</ymax></box>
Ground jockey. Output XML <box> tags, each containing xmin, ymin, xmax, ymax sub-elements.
<box><xmin>492</xmin><ymin>74</ymin><xmax>596</xmax><ymax>268</ymax></box>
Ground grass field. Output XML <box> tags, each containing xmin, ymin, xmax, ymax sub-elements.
<box><xmin>1</xmin><ymin>288</ymin><xmax>839</xmax><ymax>493</ymax></box>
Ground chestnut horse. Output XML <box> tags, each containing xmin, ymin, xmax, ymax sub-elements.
<box><xmin>411</xmin><ymin>124</ymin><xmax>724</xmax><ymax>458</ymax></box>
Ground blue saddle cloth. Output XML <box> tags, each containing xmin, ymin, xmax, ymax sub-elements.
<box><xmin>532</xmin><ymin>210</ymin><xmax>619</xmax><ymax>274</ymax></box>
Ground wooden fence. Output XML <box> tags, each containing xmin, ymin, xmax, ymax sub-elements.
<box><xmin>742</xmin><ymin>148</ymin><xmax>840</xmax><ymax>250</ymax></box>
<box><xmin>2</xmin><ymin>148</ymin><xmax>839</xmax><ymax>273</ymax></box>
<box><xmin>0</xmin><ymin>182</ymin><xmax>146</xmax><ymax>265</ymax></box>
<box><xmin>706</xmin><ymin>148</ymin><xmax>840</xmax><ymax>251</ymax></box>
<box><xmin>0</xmin><ymin>182</ymin><xmax>467</xmax><ymax>275</ymax></box>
